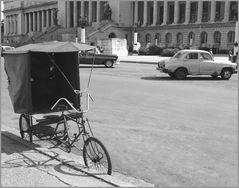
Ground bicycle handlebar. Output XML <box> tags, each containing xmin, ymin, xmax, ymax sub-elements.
<box><xmin>51</xmin><ymin>89</ymin><xmax>90</xmax><ymax>113</ymax></box>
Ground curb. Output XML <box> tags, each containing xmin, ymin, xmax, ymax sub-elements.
<box><xmin>1</xmin><ymin>125</ymin><xmax>154</xmax><ymax>187</ymax></box>
<box><xmin>119</xmin><ymin>60</ymin><xmax>157</xmax><ymax>65</ymax></box>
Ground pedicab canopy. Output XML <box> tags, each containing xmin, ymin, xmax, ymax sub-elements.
<box><xmin>3</xmin><ymin>41</ymin><xmax>96</xmax><ymax>114</ymax></box>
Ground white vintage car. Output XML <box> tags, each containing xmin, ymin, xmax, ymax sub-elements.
<box><xmin>156</xmin><ymin>49</ymin><xmax>237</xmax><ymax>80</ymax></box>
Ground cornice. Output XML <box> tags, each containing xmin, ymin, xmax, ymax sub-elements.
<box><xmin>3</xmin><ymin>2</ymin><xmax>57</xmax><ymax>13</ymax></box>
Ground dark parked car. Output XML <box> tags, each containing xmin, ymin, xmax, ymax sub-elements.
<box><xmin>79</xmin><ymin>48</ymin><xmax>119</xmax><ymax>68</ymax></box>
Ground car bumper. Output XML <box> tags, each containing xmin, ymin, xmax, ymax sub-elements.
<box><xmin>156</xmin><ymin>67</ymin><xmax>172</xmax><ymax>73</ymax></box>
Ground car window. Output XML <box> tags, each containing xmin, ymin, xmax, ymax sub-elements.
<box><xmin>185</xmin><ymin>53</ymin><xmax>198</xmax><ymax>60</ymax></box>
<box><xmin>200</xmin><ymin>53</ymin><xmax>213</xmax><ymax>60</ymax></box>
<box><xmin>173</xmin><ymin>52</ymin><xmax>184</xmax><ymax>59</ymax></box>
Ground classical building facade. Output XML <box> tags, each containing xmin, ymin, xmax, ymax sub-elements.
<box><xmin>2</xmin><ymin>0</ymin><xmax>239</xmax><ymax>52</ymax></box>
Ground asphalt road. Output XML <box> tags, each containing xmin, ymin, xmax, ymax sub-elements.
<box><xmin>1</xmin><ymin>60</ymin><xmax>238</xmax><ymax>187</ymax></box>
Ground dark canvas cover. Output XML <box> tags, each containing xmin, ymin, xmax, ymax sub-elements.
<box><xmin>3</xmin><ymin>41</ymin><xmax>94</xmax><ymax>114</ymax></box>
<box><xmin>4</xmin><ymin>53</ymin><xmax>32</xmax><ymax>114</ymax></box>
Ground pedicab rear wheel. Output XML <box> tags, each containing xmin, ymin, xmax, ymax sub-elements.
<box><xmin>19</xmin><ymin>114</ymin><xmax>32</xmax><ymax>142</ymax></box>
<box><xmin>83</xmin><ymin>137</ymin><xmax>112</xmax><ymax>175</ymax></box>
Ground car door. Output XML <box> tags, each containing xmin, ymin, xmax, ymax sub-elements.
<box><xmin>79</xmin><ymin>50</ymin><xmax>95</xmax><ymax>64</ymax></box>
<box><xmin>184</xmin><ymin>52</ymin><xmax>200</xmax><ymax>74</ymax></box>
<box><xmin>199</xmin><ymin>52</ymin><xmax>216</xmax><ymax>74</ymax></box>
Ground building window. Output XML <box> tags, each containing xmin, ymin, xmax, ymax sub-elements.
<box><xmin>168</xmin><ymin>2</ymin><xmax>174</xmax><ymax>24</ymax></box>
<box><xmin>214</xmin><ymin>31</ymin><xmax>221</xmax><ymax>51</ymax></box>
<box><xmin>159</xmin><ymin>4</ymin><xmax>164</xmax><ymax>24</ymax></box>
<box><xmin>215</xmin><ymin>1</ymin><xmax>225</xmax><ymax>22</ymax></box>
<box><xmin>214</xmin><ymin>31</ymin><xmax>221</xmax><ymax>45</ymax></box>
<box><xmin>178</xmin><ymin>2</ymin><xmax>186</xmax><ymax>23</ymax></box>
<box><xmin>227</xmin><ymin>31</ymin><xmax>235</xmax><ymax>45</ymax></box>
<box><xmin>109</xmin><ymin>32</ymin><xmax>116</xmax><ymax>38</ymax></box>
<box><xmin>202</xmin><ymin>2</ymin><xmax>210</xmax><ymax>22</ymax></box>
<box><xmin>176</xmin><ymin>32</ymin><xmax>183</xmax><ymax>47</ymax></box>
<box><xmin>229</xmin><ymin>1</ymin><xmax>238</xmax><ymax>21</ymax></box>
<box><xmin>200</xmin><ymin>32</ymin><xmax>208</xmax><ymax>47</ymax></box>
<box><xmin>145</xmin><ymin>33</ymin><xmax>151</xmax><ymax>44</ymax></box>
<box><xmin>155</xmin><ymin>33</ymin><xmax>161</xmax><ymax>45</ymax></box>
<box><xmin>190</xmin><ymin>2</ymin><xmax>197</xmax><ymax>23</ymax></box>
<box><xmin>165</xmin><ymin>32</ymin><xmax>172</xmax><ymax>47</ymax></box>
<box><xmin>188</xmin><ymin>32</ymin><xmax>195</xmax><ymax>46</ymax></box>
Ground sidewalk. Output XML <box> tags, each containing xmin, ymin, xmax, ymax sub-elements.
<box><xmin>1</xmin><ymin>125</ymin><xmax>153</xmax><ymax>187</ymax></box>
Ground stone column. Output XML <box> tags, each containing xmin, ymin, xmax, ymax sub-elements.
<box><xmin>74</xmin><ymin>1</ymin><xmax>78</xmax><ymax>27</ymax></box>
<box><xmin>162</xmin><ymin>0</ymin><xmax>168</xmax><ymax>25</ymax></box>
<box><xmin>24</xmin><ymin>14</ymin><xmax>27</xmax><ymax>33</ymax></box>
<box><xmin>152</xmin><ymin>0</ymin><xmax>158</xmax><ymax>25</ymax></box>
<box><xmin>9</xmin><ymin>16</ymin><xmax>12</xmax><ymax>34</ymax></box>
<box><xmin>29</xmin><ymin>13</ymin><xmax>32</xmax><ymax>32</ymax></box>
<box><xmin>4</xmin><ymin>15</ymin><xmax>7</xmax><ymax>35</ymax></box>
<box><xmin>15</xmin><ymin>14</ymin><xmax>18</xmax><ymax>34</ymax></box>
<box><xmin>37</xmin><ymin>11</ymin><xmax>41</xmax><ymax>31</ymax></box>
<box><xmin>89</xmin><ymin>0</ymin><xmax>92</xmax><ymax>24</ymax></box>
<box><xmin>50</xmin><ymin>9</ymin><xmax>54</xmax><ymax>27</ymax></box>
<box><xmin>33</xmin><ymin>12</ymin><xmax>36</xmax><ymax>32</ymax></box>
<box><xmin>210</xmin><ymin>0</ymin><xmax>216</xmax><ymax>23</ymax></box>
<box><xmin>223</xmin><ymin>0</ymin><xmax>230</xmax><ymax>22</ymax></box>
<box><xmin>173</xmin><ymin>0</ymin><xmax>179</xmax><ymax>24</ymax></box>
<box><xmin>66</xmin><ymin>1</ymin><xmax>71</xmax><ymax>28</ymax></box>
<box><xmin>9</xmin><ymin>16</ymin><xmax>11</xmax><ymax>34</ymax></box>
<box><xmin>12</xmin><ymin>16</ymin><xmax>15</xmax><ymax>33</ymax></box>
<box><xmin>134</xmin><ymin>1</ymin><xmax>138</xmax><ymax>24</ymax></box>
<box><xmin>196</xmin><ymin>1</ymin><xmax>202</xmax><ymax>24</ymax></box>
<box><xmin>42</xmin><ymin>10</ymin><xmax>45</xmax><ymax>30</ymax></box>
<box><xmin>142</xmin><ymin>1</ymin><xmax>147</xmax><ymax>26</ymax></box>
<box><xmin>185</xmin><ymin>0</ymin><xmax>190</xmax><ymax>24</ymax></box>
<box><xmin>81</xmin><ymin>1</ymin><xmax>85</xmax><ymax>18</ymax></box>
<box><xmin>96</xmin><ymin>0</ymin><xmax>100</xmax><ymax>24</ymax></box>
<box><xmin>46</xmin><ymin>9</ymin><xmax>50</xmax><ymax>27</ymax></box>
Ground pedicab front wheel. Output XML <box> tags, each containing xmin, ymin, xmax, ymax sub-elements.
<box><xmin>19</xmin><ymin>114</ymin><xmax>33</xmax><ymax>142</ymax></box>
<box><xmin>83</xmin><ymin>137</ymin><xmax>112</xmax><ymax>175</ymax></box>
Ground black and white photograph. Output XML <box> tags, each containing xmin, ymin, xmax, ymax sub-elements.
<box><xmin>1</xmin><ymin>0</ymin><xmax>238</xmax><ymax>187</ymax></box>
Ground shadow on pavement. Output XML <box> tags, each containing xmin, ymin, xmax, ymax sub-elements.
<box><xmin>79</xmin><ymin>65</ymin><xmax>112</xmax><ymax>69</ymax></box>
<box><xmin>1</xmin><ymin>131</ymin><xmax>41</xmax><ymax>154</ymax></box>
<box><xmin>141</xmin><ymin>76</ymin><xmax>224</xmax><ymax>81</ymax></box>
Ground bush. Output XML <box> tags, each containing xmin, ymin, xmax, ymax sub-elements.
<box><xmin>161</xmin><ymin>48</ymin><xmax>179</xmax><ymax>57</ymax></box>
<box><xmin>218</xmin><ymin>49</ymin><xmax>229</xmax><ymax>54</ymax></box>
<box><xmin>138</xmin><ymin>46</ymin><xmax>149</xmax><ymax>55</ymax></box>
<box><xmin>138</xmin><ymin>44</ymin><xmax>163</xmax><ymax>55</ymax></box>
<box><xmin>147</xmin><ymin>45</ymin><xmax>163</xmax><ymax>55</ymax></box>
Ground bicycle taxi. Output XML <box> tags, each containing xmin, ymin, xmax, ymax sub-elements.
<box><xmin>3</xmin><ymin>41</ymin><xmax>112</xmax><ymax>175</ymax></box>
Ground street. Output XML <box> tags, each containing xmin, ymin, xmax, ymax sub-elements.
<box><xmin>1</xmin><ymin>59</ymin><xmax>238</xmax><ymax>187</ymax></box>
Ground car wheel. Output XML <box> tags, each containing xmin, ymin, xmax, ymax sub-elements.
<box><xmin>105</xmin><ymin>60</ymin><xmax>114</xmax><ymax>68</ymax></box>
<box><xmin>220</xmin><ymin>69</ymin><xmax>232</xmax><ymax>80</ymax></box>
<box><xmin>174</xmin><ymin>68</ymin><xmax>187</xmax><ymax>80</ymax></box>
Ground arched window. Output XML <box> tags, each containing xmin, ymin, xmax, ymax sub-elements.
<box><xmin>227</xmin><ymin>31</ymin><xmax>235</xmax><ymax>44</ymax></box>
<box><xmin>165</xmin><ymin>32</ymin><xmax>172</xmax><ymax>46</ymax></box>
<box><xmin>188</xmin><ymin>32</ymin><xmax>195</xmax><ymax>46</ymax></box>
<box><xmin>214</xmin><ymin>31</ymin><xmax>221</xmax><ymax>48</ymax></box>
<box><xmin>154</xmin><ymin>33</ymin><xmax>161</xmax><ymax>45</ymax></box>
<box><xmin>145</xmin><ymin>33</ymin><xmax>151</xmax><ymax>44</ymax></box>
<box><xmin>200</xmin><ymin>32</ymin><xmax>208</xmax><ymax>46</ymax></box>
<box><xmin>109</xmin><ymin>32</ymin><xmax>116</xmax><ymax>38</ymax></box>
<box><xmin>176</xmin><ymin>32</ymin><xmax>183</xmax><ymax>47</ymax></box>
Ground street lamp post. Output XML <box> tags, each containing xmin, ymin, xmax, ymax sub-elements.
<box><xmin>78</xmin><ymin>16</ymin><xmax>88</xmax><ymax>43</ymax></box>
<box><xmin>132</xmin><ymin>22</ymin><xmax>140</xmax><ymax>53</ymax></box>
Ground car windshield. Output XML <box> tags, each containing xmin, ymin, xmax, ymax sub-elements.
<box><xmin>86</xmin><ymin>48</ymin><xmax>101</xmax><ymax>55</ymax></box>
<box><xmin>200</xmin><ymin>53</ymin><xmax>213</xmax><ymax>60</ymax></box>
<box><xmin>172</xmin><ymin>52</ymin><xmax>184</xmax><ymax>59</ymax></box>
